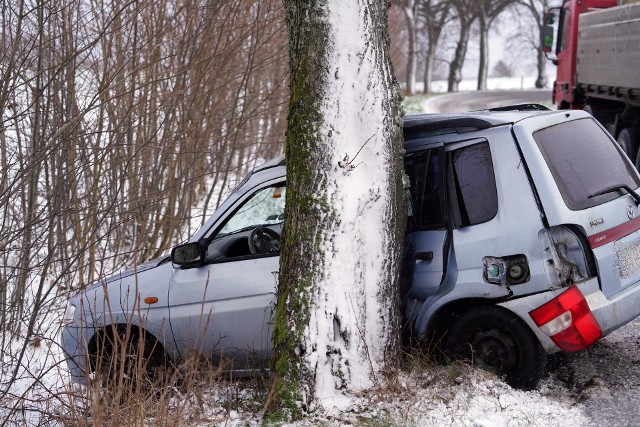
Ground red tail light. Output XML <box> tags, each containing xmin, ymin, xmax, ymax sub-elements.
<box><xmin>529</xmin><ymin>287</ymin><xmax>602</xmax><ymax>352</ymax></box>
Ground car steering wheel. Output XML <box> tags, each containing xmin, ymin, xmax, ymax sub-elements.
<box><xmin>248</xmin><ymin>227</ymin><xmax>281</xmax><ymax>255</ymax></box>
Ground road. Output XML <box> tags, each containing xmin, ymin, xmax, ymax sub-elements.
<box><xmin>547</xmin><ymin>317</ymin><xmax>640</xmax><ymax>427</ymax></box>
<box><xmin>421</xmin><ymin>89</ymin><xmax>553</xmax><ymax>113</ymax></box>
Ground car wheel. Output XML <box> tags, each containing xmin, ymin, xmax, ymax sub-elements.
<box><xmin>94</xmin><ymin>327</ymin><xmax>167</xmax><ymax>392</ymax></box>
<box><xmin>444</xmin><ymin>306</ymin><xmax>546</xmax><ymax>390</ymax></box>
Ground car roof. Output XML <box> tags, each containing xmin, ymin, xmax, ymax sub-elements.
<box><xmin>404</xmin><ymin>105</ymin><xmax>554</xmax><ymax>141</ymax></box>
<box><xmin>253</xmin><ymin>105</ymin><xmax>557</xmax><ymax>170</ymax></box>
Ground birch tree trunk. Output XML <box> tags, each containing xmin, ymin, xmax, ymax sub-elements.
<box><xmin>271</xmin><ymin>0</ymin><xmax>405</xmax><ymax>419</ymax></box>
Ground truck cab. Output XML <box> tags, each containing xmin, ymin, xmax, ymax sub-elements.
<box><xmin>544</xmin><ymin>0</ymin><xmax>640</xmax><ymax>167</ymax></box>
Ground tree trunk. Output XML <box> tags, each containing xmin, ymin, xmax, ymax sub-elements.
<box><xmin>535</xmin><ymin>47</ymin><xmax>548</xmax><ymax>88</ymax></box>
<box><xmin>423</xmin><ymin>42</ymin><xmax>436</xmax><ymax>94</ymax></box>
<box><xmin>477</xmin><ymin>13</ymin><xmax>489</xmax><ymax>91</ymax></box>
<box><xmin>270</xmin><ymin>0</ymin><xmax>405</xmax><ymax>420</ymax></box>
<box><xmin>402</xmin><ymin>2</ymin><xmax>417</xmax><ymax>94</ymax></box>
<box><xmin>447</xmin><ymin>22</ymin><xmax>471</xmax><ymax>92</ymax></box>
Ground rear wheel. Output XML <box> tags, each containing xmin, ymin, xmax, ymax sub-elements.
<box><xmin>444</xmin><ymin>306</ymin><xmax>546</xmax><ymax>390</ymax></box>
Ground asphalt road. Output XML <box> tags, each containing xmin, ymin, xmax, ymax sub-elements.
<box><xmin>421</xmin><ymin>89</ymin><xmax>553</xmax><ymax>113</ymax></box>
<box><xmin>546</xmin><ymin>316</ymin><xmax>640</xmax><ymax>427</ymax></box>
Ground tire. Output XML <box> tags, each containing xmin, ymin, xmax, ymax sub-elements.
<box><xmin>444</xmin><ymin>306</ymin><xmax>546</xmax><ymax>390</ymax></box>
<box><xmin>616</xmin><ymin>128</ymin><xmax>640</xmax><ymax>169</ymax></box>
<box><xmin>94</xmin><ymin>328</ymin><xmax>167</xmax><ymax>392</ymax></box>
<box><xmin>583</xmin><ymin>103</ymin><xmax>615</xmax><ymax>125</ymax></box>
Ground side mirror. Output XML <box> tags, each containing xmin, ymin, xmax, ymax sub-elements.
<box><xmin>542</xmin><ymin>24</ymin><xmax>554</xmax><ymax>53</ymax></box>
<box><xmin>171</xmin><ymin>242</ymin><xmax>204</xmax><ymax>268</ymax></box>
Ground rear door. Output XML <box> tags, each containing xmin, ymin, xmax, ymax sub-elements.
<box><xmin>404</xmin><ymin>146</ymin><xmax>448</xmax><ymax>302</ymax></box>
<box><xmin>514</xmin><ymin>111</ymin><xmax>640</xmax><ymax>298</ymax></box>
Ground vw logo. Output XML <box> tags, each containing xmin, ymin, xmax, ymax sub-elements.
<box><xmin>628</xmin><ymin>205</ymin><xmax>635</xmax><ymax>219</ymax></box>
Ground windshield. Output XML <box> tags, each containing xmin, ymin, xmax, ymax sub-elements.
<box><xmin>533</xmin><ymin>118</ymin><xmax>640</xmax><ymax>210</ymax></box>
<box><xmin>217</xmin><ymin>186</ymin><xmax>286</xmax><ymax>236</ymax></box>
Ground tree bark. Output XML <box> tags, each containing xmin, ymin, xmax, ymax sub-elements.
<box><xmin>270</xmin><ymin>0</ymin><xmax>405</xmax><ymax>420</ymax></box>
<box><xmin>477</xmin><ymin>13</ymin><xmax>489</xmax><ymax>90</ymax></box>
<box><xmin>448</xmin><ymin>0</ymin><xmax>475</xmax><ymax>92</ymax></box>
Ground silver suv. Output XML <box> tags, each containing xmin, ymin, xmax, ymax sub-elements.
<box><xmin>62</xmin><ymin>106</ymin><xmax>640</xmax><ymax>389</ymax></box>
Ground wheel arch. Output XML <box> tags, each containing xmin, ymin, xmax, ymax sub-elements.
<box><xmin>87</xmin><ymin>323</ymin><xmax>170</xmax><ymax>373</ymax></box>
<box><xmin>417</xmin><ymin>298</ymin><xmax>503</xmax><ymax>347</ymax></box>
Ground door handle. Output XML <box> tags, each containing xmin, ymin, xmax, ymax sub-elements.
<box><xmin>415</xmin><ymin>251</ymin><xmax>434</xmax><ymax>261</ymax></box>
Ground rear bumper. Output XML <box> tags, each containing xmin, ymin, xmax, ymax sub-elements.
<box><xmin>583</xmin><ymin>278</ymin><xmax>640</xmax><ymax>337</ymax></box>
<box><xmin>499</xmin><ymin>276</ymin><xmax>640</xmax><ymax>353</ymax></box>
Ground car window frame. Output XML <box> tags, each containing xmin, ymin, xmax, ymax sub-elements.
<box><xmin>203</xmin><ymin>178</ymin><xmax>286</xmax><ymax>264</ymax></box>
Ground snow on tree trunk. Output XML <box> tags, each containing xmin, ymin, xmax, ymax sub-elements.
<box><xmin>271</xmin><ymin>0</ymin><xmax>405</xmax><ymax>420</ymax></box>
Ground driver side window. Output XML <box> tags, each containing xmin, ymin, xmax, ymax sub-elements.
<box><xmin>206</xmin><ymin>184</ymin><xmax>286</xmax><ymax>261</ymax></box>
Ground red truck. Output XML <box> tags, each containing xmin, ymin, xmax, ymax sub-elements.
<box><xmin>543</xmin><ymin>0</ymin><xmax>640</xmax><ymax>166</ymax></box>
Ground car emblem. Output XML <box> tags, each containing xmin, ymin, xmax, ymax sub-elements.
<box><xmin>590</xmin><ymin>218</ymin><xmax>604</xmax><ymax>227</ymax></box>
<box><xmin>628</xmin><ymin>205</ymin><xmax>635</xmax><ymax>219</ymax></box>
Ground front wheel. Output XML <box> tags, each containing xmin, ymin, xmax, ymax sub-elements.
<box><xmin>444</xmin><ymin>306</ymin><xmax>546</xmax><ymax>390</ymax></box>
<box><xmin>93</xmin><ymin>328</ymin><xmax>167</xmax><ymax>392</ymax></box>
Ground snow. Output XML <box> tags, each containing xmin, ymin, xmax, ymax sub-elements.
<box><xmin>3</xmin><ymin>328</ymin><xmax>591</xmax><ymax>426</ymax></box>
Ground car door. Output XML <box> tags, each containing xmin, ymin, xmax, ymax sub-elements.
<box><xmin>168</xmin><ymin>182</ymin><xmax>285</xmax><ymax>369</ymax></box>
<box><xmin>404</xmin><ymin>147</ymin><xmax>449</xmax><ymax>308</ymax></box>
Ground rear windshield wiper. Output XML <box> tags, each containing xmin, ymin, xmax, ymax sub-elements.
<box><xmin>588</xmin><ymin>184</ymin><xmax>640</xmax><ymax>206</ymax></box>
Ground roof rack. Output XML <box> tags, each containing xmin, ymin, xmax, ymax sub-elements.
<box><xmin>487</xmin><ymin>103</ymin><xmax>550</xmax><ymax>112</ymax></box>
<box><xmin>403</xmin><ymin>116</ymin><xmax>494</xmax><ymax>140</ymax></box>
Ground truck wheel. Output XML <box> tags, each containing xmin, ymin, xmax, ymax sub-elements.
<box><xmin>444</xmin><ymin>306</ymin><xmax>546</xmax><ymax>390</ymax></box>
<box><xmin>617</xmin><ymin>128</ymin><xmax>640</xmax><ymax>168</ymax></box>
<box><xmin>618</xmin><ymin>128</ymin><xmax>640</xmax><ymax>163</ymax></box>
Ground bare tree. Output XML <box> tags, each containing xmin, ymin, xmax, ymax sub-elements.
<box><xmin>447</xmin><ymin>0</ymin><xmax>476</xmax><ymax>92</ymax></box>
<box><xmin>417</xmin><ymin>0</ymin><xmax>453</xmax><ymax>93</ymax></box>
<box><xmin>474</xmin><ymin>0</ymin><xmax>516</xmax><ymax>90</ymax></box>
<box><xmin>515</xmin><ymin>0</ymin><xmax>550</xmax><ymax>88</ymax></box>
<box><xmin>269</xmin><ymin>0</ymin><xmax>405</xmax><ymax>419</ymax></box>
<box><xmin>0</xmin><ymin>0</ymin><xmax>288</xmax><ymax>420</ymax></box>
<box><xmin>395</xmin><ymin>0</ymin><xmax>419</xmax><ymax>94</ymax></box>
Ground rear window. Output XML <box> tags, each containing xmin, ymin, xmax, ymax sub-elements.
<box><xmin>533</xmin><ymin>118</ymin><xmax>640</xmax><ymax>210</ymax></box>
<box><xmin>449</xmin><ymin>142</ymin><xmax>498</xmax><ymax>227</ymax></box>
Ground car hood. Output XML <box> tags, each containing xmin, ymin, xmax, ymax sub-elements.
<box><xmin>85</xmin><ymin>255</ymin><xmax>171</xmax><ymax>291</ymax></box>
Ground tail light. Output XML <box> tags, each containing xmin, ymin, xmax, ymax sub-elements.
<box><xmin>529</xmin><ymin>286</ymin><xmax>602</xmax><ymax>352</ymax></box>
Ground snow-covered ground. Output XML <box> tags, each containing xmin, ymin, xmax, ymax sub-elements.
<box><xmin>7</xmin><ymin>308</ymin><xmax>640</xmax><ymax>426</ymax></box>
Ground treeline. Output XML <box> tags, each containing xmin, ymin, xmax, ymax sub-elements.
<box><xmin>0</xmin><ymin>0</ymin><xmax>288</xmax><ymax>347</ymax></box>
<box><xmin>390</xmin><ymin>0</ymin><xmax>551</xmax><ymax>94</ymax></box>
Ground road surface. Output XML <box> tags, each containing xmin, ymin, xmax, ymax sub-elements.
<box><xmin>421</xmin><ymin>89</ymin><xmax>553</xmax><ymax>113</ymax></box>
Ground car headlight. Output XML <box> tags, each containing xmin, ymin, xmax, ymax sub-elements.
<box><xmin>62</xmin><ymin>302</ymin><xmax>76</xmax><ymax>326</ymax></box>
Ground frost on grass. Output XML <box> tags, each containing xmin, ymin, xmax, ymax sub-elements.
<box><xmin>280</xmin><ymin>365</ymin><xmax>587</xmax><ymax>427</ymax></box>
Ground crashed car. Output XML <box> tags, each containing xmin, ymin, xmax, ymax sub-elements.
<box><xmin>62</xmin><ymin>106</ymin><xmax>640</xmax><ymax>389</ymax></box>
